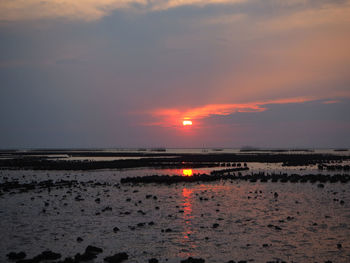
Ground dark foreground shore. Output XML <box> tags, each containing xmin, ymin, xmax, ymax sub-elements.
<box><xmin>1</xmin><ymin>150</ymin><xmax>349</xmax><ymax>263</ymax></box>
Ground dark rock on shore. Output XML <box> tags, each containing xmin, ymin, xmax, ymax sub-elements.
<box><xmin>16</xmin><ymin>250</ymin><xmax>61</xmax><ymax>263</ymax></box>
<box><xmin>85</xmin><ymin>245</ymin><xmax>103</xmax><ymax>255</ymax></box>
<box><xmin>104</xmin><ymin>252</ymin><xmax>128</xmax><ymax>263</ymax></box>
<box><xmin>212</xmin><ymin>223</ymin><xmax>219</xmax><ymax>228</ymax></box>
<box><xmin>120</xmin><ymin>173</ymin><xmax>350</xmax><ymax>185</ymax></box>
<box><xmin>180</xmin><ymin>257</ymin><xmax>205</xmax><ymax>263</ymax></box>
<box><xmin>7</xmin><ymin>251</ymin><xmax>26</xmax><ymax>260</ymax></box>
<box><xmin>74</xmin><ymin>252</ymin><xmax>96</xmax><ymax>262</ymax></box>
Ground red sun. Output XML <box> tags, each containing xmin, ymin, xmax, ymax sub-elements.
<box><xmin>183</xmin><ymin>120</ymin><xmax>192</xmax><ymax>126</ymax></box>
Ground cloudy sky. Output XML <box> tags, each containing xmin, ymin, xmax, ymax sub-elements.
<box><xmin>0</xmin><ymin>0</ymin><xmax>349</xmax><ymax>148</ymax></box>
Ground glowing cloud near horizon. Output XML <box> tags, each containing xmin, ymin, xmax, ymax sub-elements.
<box><xmin>148</xmin><ymin>96</ymin><xmax>318</xmax><ymax>128</ymax></box>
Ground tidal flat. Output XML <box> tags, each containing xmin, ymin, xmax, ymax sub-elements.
<box><xmin>0</xmin><ymin>149</ymin><xmax>350</xmax><ymax>263</ymax></box>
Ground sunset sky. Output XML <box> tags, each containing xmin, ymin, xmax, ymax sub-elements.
<box><xmin>1</xmin><ymin>0</ymin><xmax>349</xmax><ymax>148</ymax></box>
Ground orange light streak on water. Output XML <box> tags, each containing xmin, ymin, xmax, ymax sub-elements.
<box><xmin>183</xmin><ymin>169</ymin><xmax>193</xmax><ymax>176</ymax></box>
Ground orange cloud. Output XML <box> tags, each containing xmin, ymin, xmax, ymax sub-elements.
<box><xmin>148</xmin><ymin>96</ymin><xmax>314</xmax><ymax>127</ymax></box>
<box><xmin>323</xmin><ymin>100</ymin><xmax>340</xmax><ymax>104</ymax></box>
<box><xmin>0</xmin><ymin>0</ymin><xmax>246</xmax><ymax>22</ymax></box>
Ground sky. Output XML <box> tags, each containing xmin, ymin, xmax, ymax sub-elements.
<box><xmin>0</xmin><ymin>0</ymin><xmax>350</xmax><ymax>148</ymax></box>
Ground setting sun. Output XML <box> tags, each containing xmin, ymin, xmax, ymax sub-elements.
<box><xmin>183</xmin><ymin>120</ymin><xmax>192</xmax><ymax>126</ymax></box>
<box><xmin>182</xmin><ymin>169</ymin><xmax>193</xmax><ymax>176</ymax></box>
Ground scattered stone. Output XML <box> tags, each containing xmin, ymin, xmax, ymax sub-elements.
<box><xmin>17</xmin><ymin>250</ymin><xmax>61</xmax><ymax>262</ymax></box>
<box><xmin>104</xmin><ymin>252</ymin><xmax>129</xmax><ymax>263</ymax></box>
<box><xmin>181</xmin><ymin>257</ymin><xmax>205</xmax><ymax>263</ymax></box>
<box><xmin>85</xmin><ymin>245</ymin><xmax>103</xmax><ymax>255</ymax></box>
<box><xmin>75</xmin><ymin>252</ymin><xmax>96</xmax><ymax>262</ymax></box>
<box><xmin>7</xmin><ymin>251</ymin><xmax>26</xmax><ymax>260</ymax></box>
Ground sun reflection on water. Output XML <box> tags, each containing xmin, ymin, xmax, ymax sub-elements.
<box><xmin>182</xmin><ymin>169</ymin><xmax>193</xmax><ymax>176</ymax></box>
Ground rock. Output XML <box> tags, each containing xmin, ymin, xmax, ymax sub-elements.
<box><xmin>75</xmin><ymin>252</ymin><xmax>96</xmax><ymax>262</ymax></box>
<box><xmin>38</xmin><ymin>250</ymin><xmax>61</xmax><ymax>261</ymax></box>
<box><xmin>212</xmin><ymin>223</ymin><xmax>219</xmax><ymax>228</ymax></box>
<box><xmin>85</xmin><ymin>245</ymin><xmax>103</xmax><ymax>255</ymax></box>
<box><xmin>113</xmin><ymin>227</ymin><xmax>120</xmax><ymax>232</ymax></box>
<box><xmin>149</xmin><ymin>258</ymin><xmax>159</xmax><ymax>263</ymax></box>
<box><xmin>181</xmin><ymin>257</ymin><xmax>205</xmax><ymax>263</ymax></box>
<box><xmin>61</xmin><ymin>257</ymin><xmax>75</xmax><ymax>263</ymax></box>
<box><xmin>77</xmin><ymin>237</ymin><xmax>83</xmax><ymax>242</ymax></box>
<box><xmin>274</xmin><ymin>192</ymin><xmax>278</xmax><ymax>198</ymax></box>
<box><xmin>7</xmin><ymin>251</ymin><xmax>26</xmax><ymax>260</ymax></box>
<box><xmin>337</xmin><ymin>243</ymin><xmax>342</xmax><ymax>249</ymax></box>
<box><xmin>17</xmin><ymin>250</ymin><xmax>61</xmax><ymax>262</ymax></box>
<box><xmin>104</xmin><ymin>252</ymin><xmax>129</xmax><ymax>263</ymax></box>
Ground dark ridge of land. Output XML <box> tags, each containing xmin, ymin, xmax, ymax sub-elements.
<box><xmin>1</xmin><ymin>171</ymin><xmax>349</xmax><ymax>196</ymax></box>
<box><xmin>0</xmin><ymin>151</ymin><xmax>349</xmax><ymax>170</ymax></box>
<box><xmin>319</xmin><ymin>164</ymin><xmax>350</xmax><ymax>171</ymax></box>
<box><xmin>120</xmin><ymin>173</ymin><xmax>350</xmax><ymax>185</ymax></box>
<box><xmin>240</xmin><ymin>149</ymin><xmax>315</xmax><ymax>153</ymax></box>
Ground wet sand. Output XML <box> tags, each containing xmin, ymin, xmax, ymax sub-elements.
<box><xmin>1</xmin><ymin>150</ymin><xmax>350</xmax><ymax>262</ymax></box>
<box><xmin>1</xmin><ymin>175</ymin><xmax>349</xmax><ymax>262</ymax></box>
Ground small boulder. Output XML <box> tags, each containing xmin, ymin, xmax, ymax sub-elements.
<box><xmin>85</xmin><ymin>245</ymin><xmax>103</xmax><ymax>255</ymax></box>
<box><xmin>6</xmin><ymin>252</ymin><xmax>26</xmax><ymax>260</ymax></box>
<box><xmin>104</xmin><ymin>252</ymin><xmax>129</xmax><ymax>263</ymax></box>
<box><xmin>181</xmin><ymin>257</ymin><xmax>205</xmax><ymax>263</ymax></box>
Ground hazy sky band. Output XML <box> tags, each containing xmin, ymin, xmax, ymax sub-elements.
<box><xmin>0</xmin><ymin>0</ymin><xmax>349</xmax><ymax>148</ymax></box>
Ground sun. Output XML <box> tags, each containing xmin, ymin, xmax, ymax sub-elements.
<box><xmin>183</xmin><ymin>120</ymin><xmax>192</xmax><ymax>126</ymax></box>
